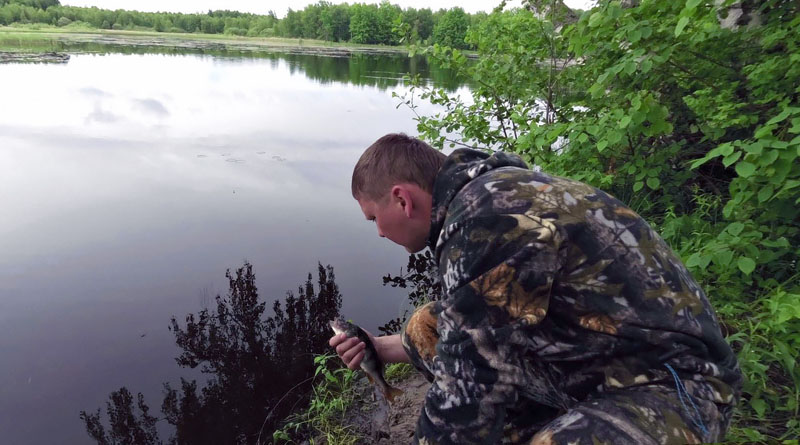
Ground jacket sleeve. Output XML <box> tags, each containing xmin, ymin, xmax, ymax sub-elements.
<box><xmin>415</xmin><ymin>211</ymin><xmax>564</xmax><ymax>444</ymax></box>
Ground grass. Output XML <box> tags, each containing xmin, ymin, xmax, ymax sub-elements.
<box><xmin>385</xmin><ymin>362</ymin><xmax>416</xmax><ymax>384</ymax></box>
<box><xmin>269</xmin><ymin>354</ymin><xmax>364</xmax><ymax>445</ymax></box>
<box><xmin>270</xmin><ymin>356</ymin><xmax>420</xmax><ymax>444</ymax></box>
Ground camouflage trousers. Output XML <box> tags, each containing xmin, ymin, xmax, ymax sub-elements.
<box><xmin>403</xmin><ymin>303</ymin><xmax>729</xmax><ymax>445</ymax></box>
<box><xmin>521</xmin><ymin>384</ymin><xmax>725</xmax><ymax>445</ymax></box>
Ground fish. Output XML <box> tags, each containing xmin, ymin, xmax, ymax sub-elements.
<box><xmin>329</xmin><ymin>316</ymin><xmax>403</xmax><ymax>403</ymax></box>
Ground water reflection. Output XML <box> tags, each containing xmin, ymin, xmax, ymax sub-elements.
<box><xmin>0</xmin><ymin>35</ymin><xmax>464</xmax><ymax>91</ymax></box>
<box><xmin>0</xmin><ymin>51</ymin><xmax>464</xmax><ymax>444</ymax></box>
<box><xmin>82</xmin><ymin>261</ymin><xmax>341</xmax><ymax>444</ymax></box>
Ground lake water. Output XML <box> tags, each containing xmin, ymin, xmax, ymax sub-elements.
<box><xmin>0</xmin><ymin>49</ymin><xmax>464</xmax><ymax>444</ymax></box>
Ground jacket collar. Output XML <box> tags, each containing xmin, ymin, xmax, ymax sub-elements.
<box><xmin>427</xmin><ymin>148</ymin><xmax>529</xmax><ymax>250</ymax></box>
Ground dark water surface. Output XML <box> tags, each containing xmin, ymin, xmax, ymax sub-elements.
<box><xmin>0</xmin><ymin>50</ymin><xmax>465</xmax><ymax>444</ymax></box>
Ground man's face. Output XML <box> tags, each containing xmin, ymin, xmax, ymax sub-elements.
<box><xmin>358</xmin><ymin>193</ymin><xmax>427</xmax><ymax>253</ymax></box>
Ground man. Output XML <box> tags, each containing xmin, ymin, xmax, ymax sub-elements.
<box><xmin>330</xmin><ymin>133</ymin><xmax>741</xmax><ymax>444</ymax></box>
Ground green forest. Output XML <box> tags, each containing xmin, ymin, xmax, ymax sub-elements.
<box><xmin>0</xmin><ymin>0</ymin><xmax>484</xmax><ymax>48</ymax></box>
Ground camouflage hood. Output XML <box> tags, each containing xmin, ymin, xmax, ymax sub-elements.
<box><xmin>428</xmin><ymin>148</ymin><xmax>529</xmax><ymax>249</ymax></box>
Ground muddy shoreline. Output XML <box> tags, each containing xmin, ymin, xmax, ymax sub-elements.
<box><xmin>0</xmin><ymin>51</ymin><xmax>70</xmax><ymax>63</ymax></box>
<box><xmin>69</xmin><ymin>34</ymin><xmax>410</xmax><ymax>56</ymax></box>
<box><xmin>0</xmin><ymin>31</ymin><xmax>415</xmax><ymax>62</ymax></box>
<box><xmin>335</xmin><ymin>371</ymin><xmax>429</xmax><ymax>444</ymax></box>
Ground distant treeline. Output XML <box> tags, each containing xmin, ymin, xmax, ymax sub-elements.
<box><xmin>0</xmin><ymin>0</ymin><xmax>481</xmax><ymax>49</ymax></box>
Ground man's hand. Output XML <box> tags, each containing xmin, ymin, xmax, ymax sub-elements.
<box><xmin>329</xmin><ymin>332</ymin><xmax>410</xmax><ymax>369</ymax></box>
<box><xmin>329</xmin><ymin>331</ymin><xmax>370</xmax><ymax>370</ymax></box>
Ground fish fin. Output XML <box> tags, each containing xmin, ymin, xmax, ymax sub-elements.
<box><xmin>384</xmin><ymin>386</ymin><xmax>404</xmax><ymax>404</ymax></box>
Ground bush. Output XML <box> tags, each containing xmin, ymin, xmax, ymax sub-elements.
<box><xmin>224</xmin><ymin>26</ymin><xmax>246</xmax><ymax>36</ymax></box>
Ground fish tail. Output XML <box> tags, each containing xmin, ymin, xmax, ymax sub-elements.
<box><xmin>383</xmin><ymin>385</ymin><xmax>404</xmax><ymax>404</ymax></box>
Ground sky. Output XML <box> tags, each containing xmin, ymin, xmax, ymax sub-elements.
<box><xmin>61</xmin><ymin>0</ymin><xmax>596</xmax><ymax>18</ymax></box>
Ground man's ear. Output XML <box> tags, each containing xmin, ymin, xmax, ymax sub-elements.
<box><xmin>391</xmin><ymin>185</ymin><xmax>414</xmax><ymax>217</ymax></box>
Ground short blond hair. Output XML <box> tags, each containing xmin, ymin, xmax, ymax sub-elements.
<box><xmin>351</xmin><ymin>133</ymin><xmax>447</xmax><ymax>201</ymax></box>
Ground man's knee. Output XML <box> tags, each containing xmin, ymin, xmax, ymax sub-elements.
<box><xmin>529</xmin><ymin>387</ymin><xmax>723</xmax><ymax>445</ymax></box>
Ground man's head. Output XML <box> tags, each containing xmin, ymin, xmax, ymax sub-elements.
<box><xmin>352</xmin><ymin>133</ymin><xmax>447</xmax><ymax>253</ymax></box>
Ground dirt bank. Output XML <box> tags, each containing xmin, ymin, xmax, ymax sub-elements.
<box><xmin>341</xmin><ymin>371</ymin><xmax>429</xmax><ymax>444</ymax></box>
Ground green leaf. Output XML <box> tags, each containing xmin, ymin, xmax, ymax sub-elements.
<box><xmin>719</xmin><ymin>143</ymin><xmax>734</xmax><ymax>156</ymax></box>
<box><xmin>735</xmin><ymin>161</ymin><xmax>756</xmax><ymax>177</ymax></box>
<box><xmin>690</xmin><ymin>156</ymin><xmax>711</xmax><ymax>169</ymax></box>
<box><xmin>762</xmin><ymin>237</ymin><xmax>790</xmax><ymax>248</ymax></box>
<box><xmin>646</xmin><ymin>177</ymin><xmax>660</xmax><ymax>189</ymax></box>
<box><xmin>737</xmin><ymin>257</ymin><xmax>756</xmax><ymax>275</ymax></box>
<box><xmin>712</xmin><ymin>250</ymin><xmax>734</xmax><ymax>267</ymax></box>
<box><xmin>686</xmin><ymin>253</ymin><xmax>711</xmax><ymax>269</ymax></box>
<box><xmin>640</xmin><ymin>59</ymin><xmax>653</xmax><ymax>73</ymax></box>
<box><xmin>633</xmin><ymin>181</ymin><xmax>644</xmax><ymax>192</ymax></box>
<box><xmin>755</xmin><ymin>125</ymin><xmax>774</xmax><ymax>139</ymax></box>
<box><xmin>597</xmin><ymin>140</ymin><xmax>608</xmax><ymax>152</ymax></box>
<box><xmin>723</xmin><ymin>201</ymin><xmax>736</xmax><ymax>218</ymax></box>
<box><xmin>742</xmin><ymin>141</ymin><xmax>764</xmax><ymax>155</ymax></box>
<box><xmin>770</xmin><ymin>140</ymin><xmax>788</xmax><ymax>149</ymax></box>
<box><xmin>766</xmin><ymin>108</ymin><xmax>792</xmax><ymax>126</ymax></box>
<box><xmin>588</xmin><ymin>12</ymin><xmax>603</xmax><ymax>28</ymax></box>
<box><xmin>619</xmin><ymin>116</ymin><xmax>632</xmax><ymax>128</ymax></box>
<box><xmin>757</xmin><ymin>185</ymin><xmax>774</xmax><ymax>202</ymax></box>
<box><xmin>751</xmin><ymin>398</ymin><xmax>766</xmax><ymax>418</ymax></box>
<box><xmin>624</xmin><ymin>61</ymin><xmax>637</xmax><ymax>75</ymax></box>
<box><xmin>675</xmin><ymin>17</ymin><xmax>689</xmax><ymax>37</ymax></box>
<box><xmin>588</xmin><ymin>83</ymin><xmax>604</xmax><ymax>98</ymax></box>
<box><xmin>685</xmin><ymin>0</ymin><xmax>701</xmax><ymax>10</ymax></box>
<box><xmin>631</xmin><ymin>96</ymin><xmax>642</xmax><ymax>110</ymax></box>
<box><xmin>727</xmin><ymin>222</ymin><xmax>745</xmax><ymax>236</ymax></box>
<box><xmin>629</xmin><ymin>29</ymin><xmax>642</xmax><ymax>43</ymax></box>
<box><xmin>722</xmin><ymin>151</ymin><xmax>741</xmax><ymax>167</ymax></box>
<box><xmin>782</xmin><ymin>180</ymin><xmax>800</xmax><ymax>191</ymax></box>
<box><xmin>759</xmin><ymin>150</ymin><xmax>779</xmax><ymax>166</ymax></box>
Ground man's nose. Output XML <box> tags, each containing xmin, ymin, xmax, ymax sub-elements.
<box><xmin>377</xmin><ymin>228</ymin><xmax>385</xmax><ymax>238</ymax></box>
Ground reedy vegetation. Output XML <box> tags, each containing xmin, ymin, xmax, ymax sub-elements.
<box><xmin>399</xmin><ymin>0</ymin><xmax>799</xmax><ymax>441</ymax></box>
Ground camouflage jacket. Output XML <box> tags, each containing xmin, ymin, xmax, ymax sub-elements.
<box><xmin>401</xmin><ymin>149</ymin><xmax>741</xmax><ymax>444</ymax></box>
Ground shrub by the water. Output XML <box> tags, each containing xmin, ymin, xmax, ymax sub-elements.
<box><xmin>379</xmin><ymin>251</ymin><xmax>442</xmax><ymax>335</ymax></box>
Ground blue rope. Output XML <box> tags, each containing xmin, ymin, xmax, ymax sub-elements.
<box><xmin>664</xmin><ymin>362</ymin><xmax>710</xmax><ymax>437</ymax></box>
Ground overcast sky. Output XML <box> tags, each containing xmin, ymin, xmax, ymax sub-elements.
<box><xmin>61</xmin><ymin>0</ymin><xmax>596</xmax><ymax>18</ymax></box>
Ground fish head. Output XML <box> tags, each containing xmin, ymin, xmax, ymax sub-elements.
<box><xmin>329</xmin><ymin>316</ymin><xmax>351</xmax><ymax>336</ymax></box>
